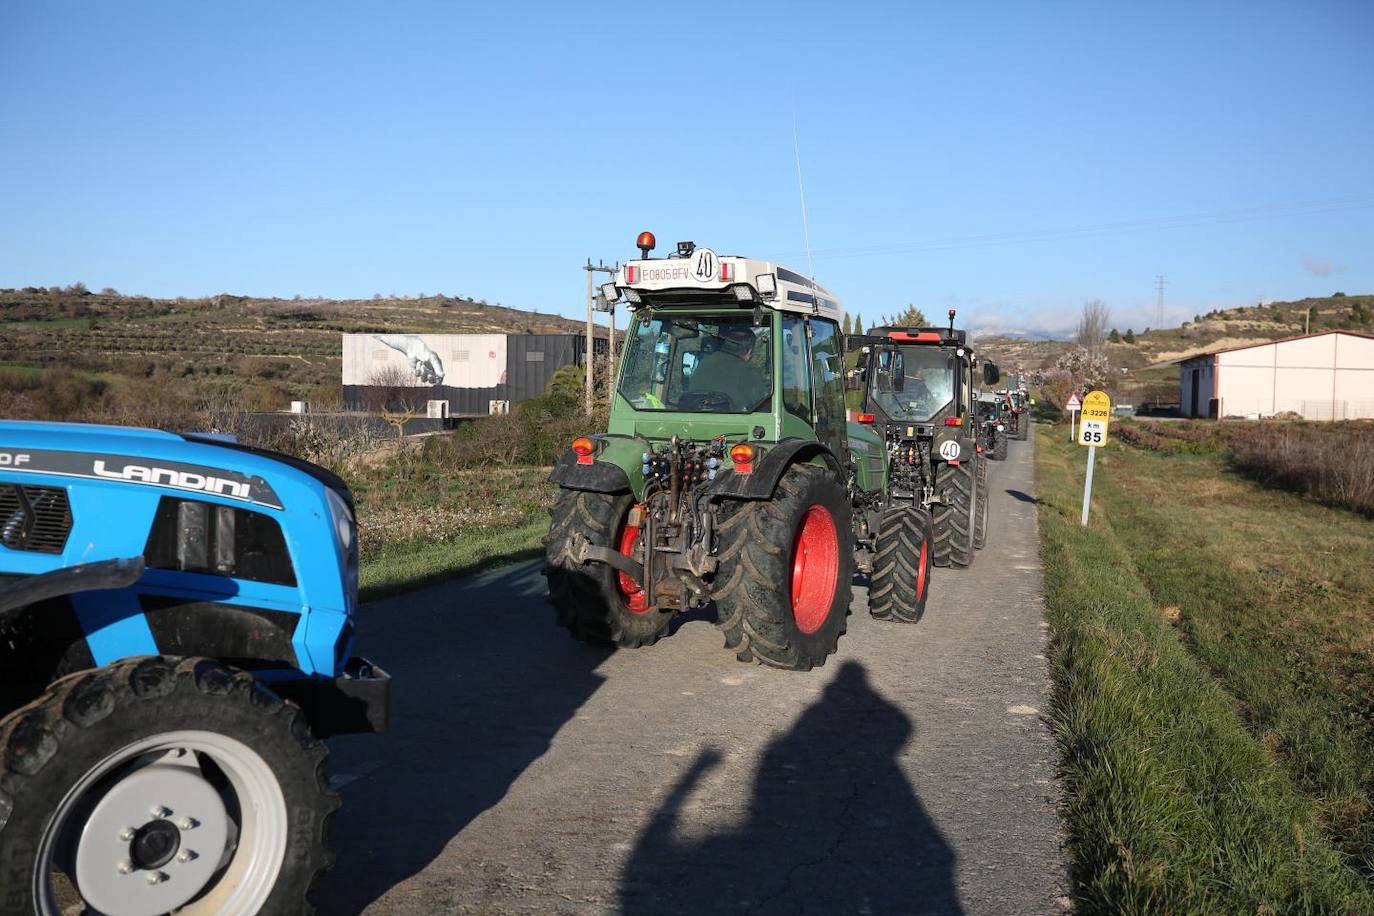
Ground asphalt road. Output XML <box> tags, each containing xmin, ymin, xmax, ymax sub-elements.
<box><xmin>319</xmin><ymin>434</ymin><xmax>1068</xmax><ymax>915</ymax></box>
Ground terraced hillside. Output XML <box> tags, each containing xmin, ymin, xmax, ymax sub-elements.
<box><xmin>0</xmin><ymin>287</ymin><xmax>598</xmax><ymax>404</ymax></box>
<box><xmin>977</xmin><ymin>294</ymin><xmax>1371</xmax><ymax>374</ymax></box>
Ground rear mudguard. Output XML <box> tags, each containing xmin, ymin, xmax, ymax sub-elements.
<box><xmin>547</xmin><ymin>449</ymin><xmax>633</xmax><ymax>494</ymax></box>
<box><xmin>711</xmin><ymin>439</ymin><xmax>843</xmax><ymax>500</ymax></box>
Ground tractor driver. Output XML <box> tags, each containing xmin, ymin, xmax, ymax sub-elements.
<box><xmin>689</xmin><ymin>324</ymin><xmax>769</xmax><ymax>411</ymax></box>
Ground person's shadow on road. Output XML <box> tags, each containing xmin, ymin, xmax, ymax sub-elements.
<box><xmin>620</xmin><ymin>660</ymin><xmax>963</xmax><ymax>915</ymax></box>
<box><xmin>316</xmin><ymin>560</ymin><xmax>612</xmax><ymax>913</ymax></box>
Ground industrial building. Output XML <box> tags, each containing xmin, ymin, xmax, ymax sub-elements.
<box><xmin>342</xmin><ymin>332</ymin><xmax>606</xmax><ymax>417</ymax></box>
<box><xmin>1177</xmin><ymin>330</ymin><xmax>1374</xmax><ymax>420</ymax></box>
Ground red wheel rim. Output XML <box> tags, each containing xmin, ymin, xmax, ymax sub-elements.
<box><xmin>616</xmin><ymin>513</ymin><xmax>649</xmax><ymax>614</ymax></box>
<box><xmin>916</xmin><ymin>535</ymin><xmax>929</xmax><ymax>601</ymax></box>
<box><xmin>790</xmin><ymin>504</ymin><xmax>840</xmax><ymax>634</ymax></box>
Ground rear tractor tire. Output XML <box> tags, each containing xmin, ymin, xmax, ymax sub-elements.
<box><xmin>932</xmin><ymin>458</ymin><xmax>977</xmax><ymax>569</ymax></box>
<box><xmin>991</xmin><ymin>431</ymin><xmax>1008</xmax><ymax>461</ymax></box>
<box><xmin>868</xmin><ymin>507</ymin><xmax>935</xmax><ymax>624</ymax></box>
<box><xmin>0</xmin><ymin>656</ymin><xmax>337</xmax><ymax>916</ymax></box>
<box><xmin>714</xmin><ymin>464</ymin><xmax>854</xmax><ymax>670</ymax></box>
<box><xmin>1016</xmin><ymin>415</ymin><xmax>1029</xmax><ymax>440</ymax></box>
<box><xmin>544</xmin><ymin>489</ymin><xmax>674</xmax><ymax>648</ymax></box>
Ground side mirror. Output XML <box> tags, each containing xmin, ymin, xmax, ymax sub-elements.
<box><xmin>982</xmin><ymin>361</ymin><xmax>1001</xmax><ymax>385</ymax></box>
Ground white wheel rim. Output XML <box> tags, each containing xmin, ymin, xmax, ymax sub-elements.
<box><xmin>35</xmin><ymin>730</ymin><xmax>288</xmax><ymax>916</ymax></box>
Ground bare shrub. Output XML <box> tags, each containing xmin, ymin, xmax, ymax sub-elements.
<box><xmin>365</xmin><ymin>365</ymin><xmax>415</xmax><ymax>413</ymax></box>
<box><xmin>1230</xmin><ymin>424</ymin><xmax>1374</xmax><ymax>516</ymax></box>
<box><xmin>1039</xmin><ymin>368</ymin><xmax>1076</xmax><ymax>411</ymax></box>
<box><xmin>271</xmin><ymin>416</ymin><xmax>383</xmax><ymax>473</ymax></box>
<box><xmin>1076</xmin><ymin>299</ymin><xmax>1112</xmax><ymax>352</ymax></box>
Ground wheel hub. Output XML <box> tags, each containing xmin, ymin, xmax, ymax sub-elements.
<box><xmin>790</xmin><ymin>504</ymin><xmax>840</xmax><ymax>635</ymax></box>
<box><xmin>73</xmin><ymin>762</ymin><xmax>230</xmax><ymax>916</ymax></box>
<box><xmin>128</xmin><ymin>818</ymin><xmax>181</xmax><ymax>871</ymax></box>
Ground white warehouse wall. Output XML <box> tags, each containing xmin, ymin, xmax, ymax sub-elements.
<box><xmin>1215</xmin><ymin>332</ymin><xmax>1374</xmax><ymax>420</ymax></box>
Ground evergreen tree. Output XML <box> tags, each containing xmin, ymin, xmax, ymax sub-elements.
<box><xmin>1108</xmin><ymin>329</ymin><xmax>1121</xmax><ymax>343</ymax></box>
<box><xmin>1123</xmin><ymin>328</ymin><xmax>1136</xmax><ymax>344</ymax></box>
<box><xmin>885</xmin><ymin>305</ymin><xmax>928</xmax><ymax>327</ymax></box>
<box><xmin>855</xmin><ymin>312</ymin><xmax>865</xmax><ymax>335</ymax></box>
<box><xmin>842</xmin><ymin>313</ymin><xmax>853</xmax><ymax>335</ymax></box>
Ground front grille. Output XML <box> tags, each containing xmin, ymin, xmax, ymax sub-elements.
<box><xmin>0</xmin><ymin>484</ymin><xmax>73</xmax><ymax>554</ymax></box>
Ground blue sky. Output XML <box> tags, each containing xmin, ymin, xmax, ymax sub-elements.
<box><xmin>2</xmin><ymin>1</ymin><xmax>1371</xmax><ymax>337</ymax></box>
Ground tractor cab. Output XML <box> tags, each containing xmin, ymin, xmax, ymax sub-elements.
<box><xmin>597</xmin><ymin>234</ymin><xmax>850</xmax><ymax>452</ymax></box>
<box><xmin>851</xmin><ymin>313</ymin><xmax>999</xmax><ymax>449</ymax></box>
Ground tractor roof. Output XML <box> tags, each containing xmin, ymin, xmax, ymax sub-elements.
<box><xmin>849</xmin><ymin>326</ymin><xmax>973</xmax><ymax>354</ymax></box>
<box><xmin>614</xmin><ymin>246</ymin><xmax>841</xmax><ymax>321</ymax></box>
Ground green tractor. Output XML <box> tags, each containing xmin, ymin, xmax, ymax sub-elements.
<box><xmin>850</xmin><ymin>316</ymin><xmax>1000</xmax><ymax>571</ymax></box>
<box><xmin>543</xmin><ymin>234</ymin><xmax>938</xmax><ymax>670</ymax></box>
<box><xmin>976</xmin><ymin>390</ymin><xmax>1010</xmax><ymax>461</ymax></box>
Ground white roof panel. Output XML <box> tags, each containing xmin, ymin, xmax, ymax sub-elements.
<box><xmin>616</xmin><ymin>247</ymin><xmax>841</xmax><ymax>321</ymax></box>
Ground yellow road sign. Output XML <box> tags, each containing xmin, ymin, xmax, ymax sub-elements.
<box><xmin>1077</xmin><ymin>390</ymin><xmax>1111</xmax><ymax>447</ymax></box>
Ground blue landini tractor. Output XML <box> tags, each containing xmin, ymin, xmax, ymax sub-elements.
<box><xmin>0</xmin><ymin>421</ymin><xmax>389</xmax><ymax>916</ymax></box>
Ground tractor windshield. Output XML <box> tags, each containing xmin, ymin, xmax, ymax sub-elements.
<box><xmin>869</xmin><ymin>346</ymin><xmax>956</xmax><ymax>421</ymax></box>
<box><xmin>618</xmin><ymin>313</ymin><xmax>772</xmax><ymax>414</ymax></box>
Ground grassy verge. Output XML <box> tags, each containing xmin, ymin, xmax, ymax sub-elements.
<box><xmin>354</xmin><ymin>463</ymin><xmax>556</xmax><ymax>602</ymax></box>
<box><xmin>360</xmin><ymin>519</ymin><xmax>546</xmax><ymax>601</ymax></box>
<box><xmin>1035</xmin><ymin>425</ymin><xmax>1374</xmax><ymax>912</ymax></box>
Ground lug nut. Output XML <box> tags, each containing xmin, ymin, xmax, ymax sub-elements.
<box><xmin>150</xmin><ymin>806</ymin><xmax>172</xmax><ymax>819</ymax></box>
<box><xmin>117</xmin><ymin>860</ymin><xmax>134</xmax><ymax>874</ymax></box>
<box><xmin>176</xmin><ymin>849</ymin><xmax>197</xmax><ymax>863</ymax></box>
<box><xmin>146</xmin><ymin>870</ymin><xmax>169</xmax><ymax>885</ymax></box>
<box><xmin>119</xmin><ymin>827</ymin><xmax>135</xmax><ymax>841</ymax></box>
<box><xmin>176</xmin><ymin>817</ymin><xmax>198</xmax><ymax>830</ymax></box>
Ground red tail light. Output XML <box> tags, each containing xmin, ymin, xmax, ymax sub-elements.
<box><xmin>572</xmin><ymin>436</ymin><xmax>595</xmax><ymax>464</ymax></box>
<box><xmin>857</xmin><ymin>413</ymin><xmax>875</xmax><ymax>424</ymax></box>
<box><xmin>945</xmin><ymin>417</ymin><xmax>963</xmax><ymax>426</ymax></box>
<box><xmin>729</xmin><ymin>442</ymin><xmax>754</xmax><ymax>474</ymax></box>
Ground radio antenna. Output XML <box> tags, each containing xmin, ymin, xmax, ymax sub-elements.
<box><xmin>792</xmin><ymin>115</ymin><xmax>816</xmax><ymax>281</ymax></box>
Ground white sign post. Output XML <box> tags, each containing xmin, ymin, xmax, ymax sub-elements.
<box><xmin>1077</xmin><ymin>390</ymin><xmax>1110</xmax><ymax>527</ymax></box>
<box><xmin>1065</xmin><ymin>392</ymin><xmax>1081</xmax><ymax>443</ymax></box>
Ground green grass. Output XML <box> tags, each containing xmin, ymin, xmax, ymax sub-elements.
<box><xmin>1035</xmin><ymin>427</ymin><xmax>1374</xmax><ymax>913</ymax></box>
<box><xmin>359</xmin><ymin>519</ymin><xmax>546</xmax><ymax>601</ymax></box>
<box><xmin>0</xmin><ymin>362</ymin><xmax>44</xmax><ymax>383</ymax></box>
<box><xmin>351</xmin><ymin>462</ymin><xmax>555</xmax><ymax>601</ymax></box>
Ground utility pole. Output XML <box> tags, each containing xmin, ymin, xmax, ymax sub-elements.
<box><xmin>1155</xmin><ymin>274</ymin><xmax>1168</xmax><ymax>329</ymax></box>
<box><xmin>607</xmin><ymin>291</ymin><xmax>619</xmax><ymax>405</ymax></box>
<box><xmin>583</xmin><ymin>259</ymin><xmax>617</xmax><ymax>416</ymax></box>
